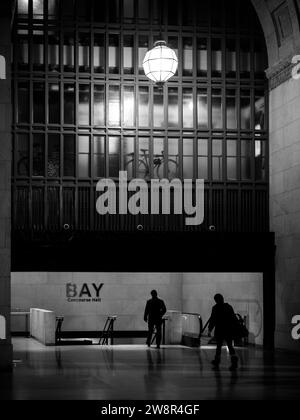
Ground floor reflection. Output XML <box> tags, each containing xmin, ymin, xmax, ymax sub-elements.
<box><xmin>143</xmin><ymin>349</ymin><xmax>164</xmax><ymax>398</ymax></box>
<box><xmin>0</xmin><ymin>338</ymin><xmax>299</xmax><ymax>400</ymax></box>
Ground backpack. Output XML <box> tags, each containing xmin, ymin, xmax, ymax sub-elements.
<box><xmin>232</xmin><ymin>314</ymin><xmax>249</xmax><ymax>339</ymax></box>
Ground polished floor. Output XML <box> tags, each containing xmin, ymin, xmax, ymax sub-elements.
<box><xmin>0</xmin><ymin>338</ymin><xmax>300</xmax><ymax>400</ymax></box>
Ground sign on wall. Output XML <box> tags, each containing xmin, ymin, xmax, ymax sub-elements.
<box><xmin>66</xmin><ymin>283</ymin><xmax>104</xmax><ymax>303</ymax></box>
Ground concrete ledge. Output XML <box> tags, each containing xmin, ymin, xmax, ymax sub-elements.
<box><xmin>30</xmin><ymin>308</ymin><xmax>55</xmax><ymax>346</ymax></box>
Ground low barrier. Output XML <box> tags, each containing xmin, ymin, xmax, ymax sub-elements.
<box><xmin>30</xmin><ymin>308</ymin><xmax>56</xmax><ymax>345</ymax></box>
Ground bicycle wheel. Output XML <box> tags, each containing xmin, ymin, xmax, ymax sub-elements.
<box><xmin>157</xmin><ymin>159</ymin><xmax>179</xmax><ymax>180</ymax></box>
<box><xmin>137</xmin><ymin>159</ymin><xmax>150</xmax><ymax>180</ymax></box>
<box><xmin>155</xmin><ymin>161</ymin><xmax>163</xmax><ymax>179</ymax></box>
<box><xmin>124</xmin><ymin>158</ymin><xmax>134</xmax><ymax>179</ymax></box>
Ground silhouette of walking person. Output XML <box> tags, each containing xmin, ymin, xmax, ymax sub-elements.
<box><xmin>144</xmin><ymin>290</ymin><xmax>167</xmax><ymax>349</ymax></box>
<box><xmin>208</xmin><ymin>294</ymin><xmax>239</xmax><ymax>371</ymax></box>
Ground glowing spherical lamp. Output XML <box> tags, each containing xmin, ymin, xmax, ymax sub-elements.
<box><xmin>143</xmin><ymin>41</ymin><xmax>178</xmax><ymax>84</ymax></box>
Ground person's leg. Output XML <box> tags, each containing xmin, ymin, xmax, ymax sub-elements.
<box><xmin>212</xmin><ymin>337</ymin><xmax>223</xmax><ymax>366</ymax></box>
<box><xmin>226</xmin><ymin>338</ymin><xmax>236</xmax><ymax>356</ymax></box>
<box><xmin>226</xmin><ymin>338</ymin><xmax>238</xmax><ymax>370</ymax></box>
<box><xmin>155</xmin><ymin>321</ymin><xmax>162</xmax><ymax>348</ymax></box>
<box><xmin>147</xmin><ymin>322</ymin><xmax>154</xmax><ymax>346</ymax></box>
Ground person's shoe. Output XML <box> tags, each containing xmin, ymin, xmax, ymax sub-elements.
<box><xmin>146</xmin><ymin>342</ymin><xmax>150</xmax><ymax>348</ymax></box>
<box><xmin>156</xmin><ymin>345</ymin><xmax>160</xmax><ymax>349</ymax></box>
<box><xmin>229</xmin><ymin>356</ymin><xmax>238</xmax><ymax>371</ymax></box>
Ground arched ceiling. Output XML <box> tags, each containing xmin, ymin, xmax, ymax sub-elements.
<box><xmin>251</xmin><ymin>0</ymin><xmax>300</xmax><ymax>87</ymax></box>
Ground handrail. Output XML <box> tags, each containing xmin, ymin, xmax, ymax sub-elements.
<box><xmin>99</xmin><ymin>316</ymin><xmax>118</xmax><ymax>345</ymax></box>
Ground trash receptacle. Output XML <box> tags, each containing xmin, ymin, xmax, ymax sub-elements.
<box><xmin>165</xmin><ymin>310</ymin><xmax>182</xmax><ymax>344</ymax></box>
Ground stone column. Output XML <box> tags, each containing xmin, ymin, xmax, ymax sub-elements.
<box><xmin>267</xmin><ymin>58</ymin><xmax>300</xmax><ymax>352</ymax></box>
<box><xmin>0</xmin><ymin>0</ymin><xmax>14</xmax><ymax>371</ymax></box>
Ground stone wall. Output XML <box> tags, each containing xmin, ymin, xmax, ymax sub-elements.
<box><xmin>11</xmin><ymin>273</ymin><xmax>183</xmax><ymax>335</ymax></box>
<box><xmin>251</xmin><ymin>0</ymin><xmax>300</xmax><ymax>352</ymax></box>
<box><xmin>270</xmin><ymin>75</ymin><xmax>300</xmax><ymax>351</ymax></box>
<box><xmin>182</xmin><ymin>273</ymin><xmax>264</xmax><ymax>345</ymax></box>
<box><xmin>11</xmin><ymin>272</ymin><xmax>263</xmax><ymax>345</ymax></box>
<box><xmin>0</xmin><ymin>1</ymin><xmax>12</xmax><ymax>371</ymax></box>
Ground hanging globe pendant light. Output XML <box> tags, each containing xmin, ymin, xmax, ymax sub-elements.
<box><xmin>143</xmin><ymin>41</ymin><xmax>178</xmax><ymax>84</ymax></box>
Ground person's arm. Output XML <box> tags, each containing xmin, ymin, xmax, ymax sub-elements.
<box><xmin>144</xmin><ymin>301</ymin><xmax>149</xmax><ymax>322</ymax></box>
